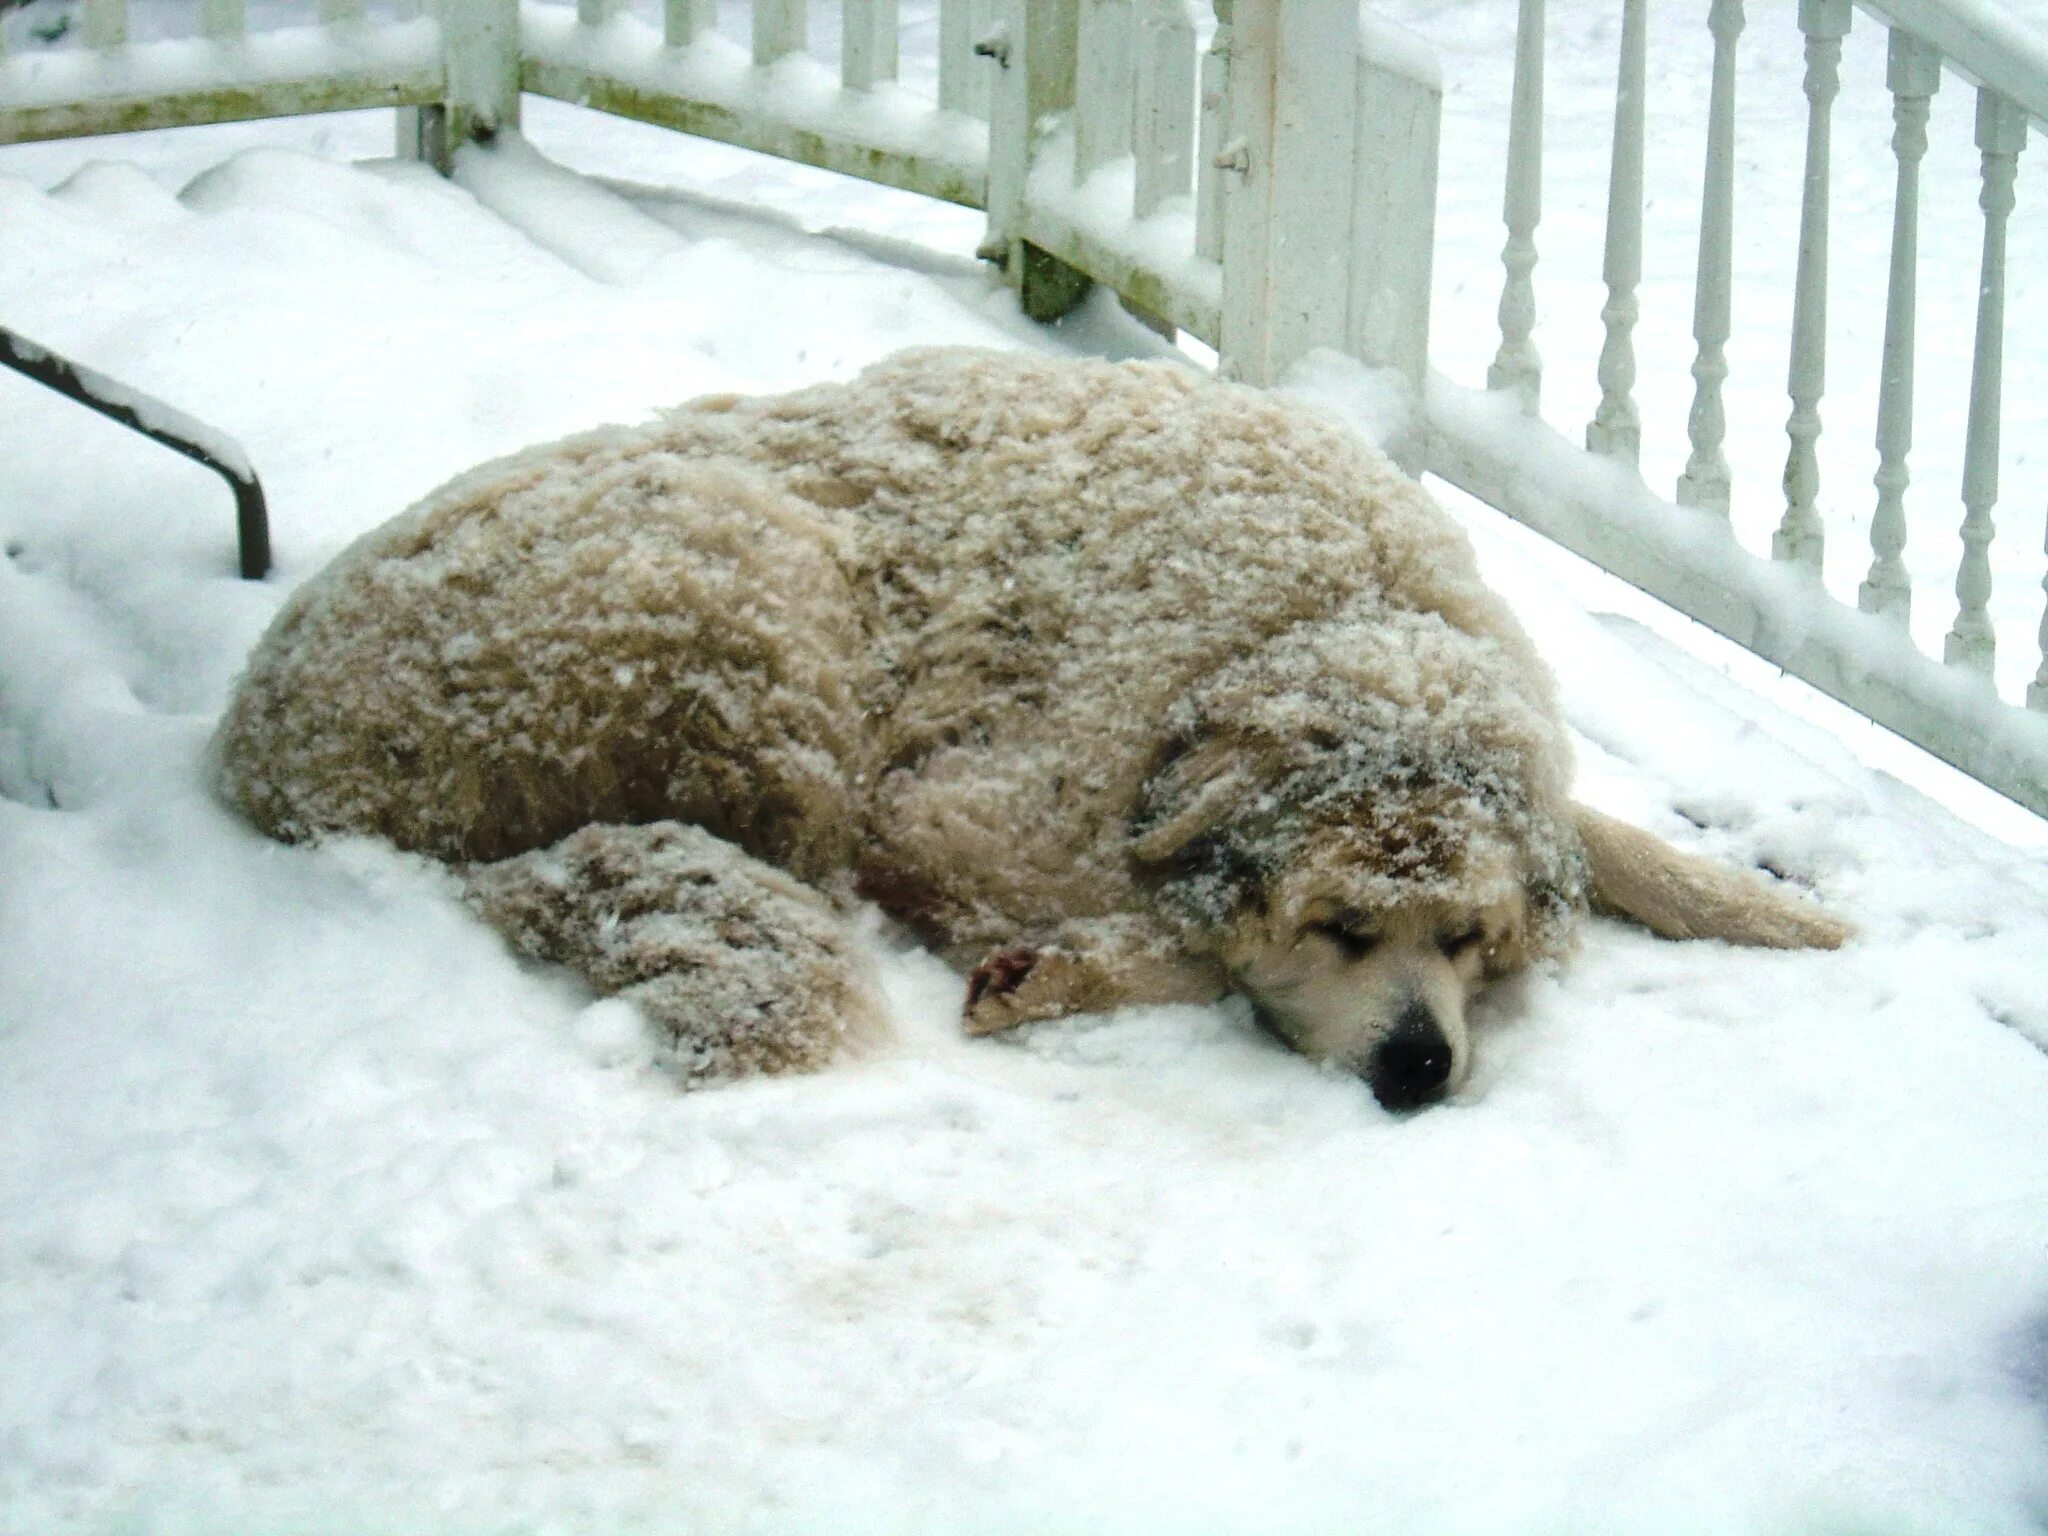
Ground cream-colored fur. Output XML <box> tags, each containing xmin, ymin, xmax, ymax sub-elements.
<box><xmin>215</xmin><ymin>348</ymin><xmax>1848</xmax><ymax>1105</ymax></box>
<box><xmin>1574</xmin><ymin>806</ymin><xmax>1852</xmax><ymax>951</ymax></box>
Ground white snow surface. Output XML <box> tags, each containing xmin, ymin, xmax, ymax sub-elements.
<box><xmin>3</xmin><ymin>25</ymin><xmax>2048</xmax><ymax>1536</ymax></box>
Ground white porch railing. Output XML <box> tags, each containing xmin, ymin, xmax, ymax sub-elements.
<box><xmin>3</xmin><ymin>0</ymin><xmax>2046</xmax><ymax>821</ymax></box>
<box><xmin>1423</xmin><ymin>0</ymin><xmax>2048</xmax><ymax>820</ymax></box>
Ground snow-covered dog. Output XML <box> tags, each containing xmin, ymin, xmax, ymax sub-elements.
<box><xmin>216</xmin><ymin>348</ymin><xmax>1848</xmax><ymax>1108</ymax></box>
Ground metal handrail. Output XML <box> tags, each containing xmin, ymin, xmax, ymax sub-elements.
<box><xmin>1</xmin><ymin>324</ymin><xmax>270</xmax><ymax>579</ymax></box>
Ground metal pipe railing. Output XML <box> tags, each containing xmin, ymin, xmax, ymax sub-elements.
<box><xmin>0</xmin><ymin>325</ymin><xmax>271</xmax><ymax>580</ymax></box>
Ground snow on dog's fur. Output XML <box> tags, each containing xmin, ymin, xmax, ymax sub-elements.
<box><xmin>215</xmin><ymin>348</ymin><xmax>1849</xmax><ymax>1106</ymax></box>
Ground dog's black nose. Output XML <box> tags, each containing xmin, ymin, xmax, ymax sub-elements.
<box><xmin>1366</xmin><ymin>1004</ymin><xmax>1454</xmax><ymax>1112</ymax></box>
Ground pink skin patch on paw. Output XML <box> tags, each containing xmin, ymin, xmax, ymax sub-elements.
<box><xmin>966</xmin><ymin>946</ymin><xmax>1039</xmax><ymax>1009</ymax></box>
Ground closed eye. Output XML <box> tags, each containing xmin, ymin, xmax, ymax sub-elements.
<box><xmin>1314</xmin><ymin>922</ymin><xmax>1380</xmax><ymax>959</ymax></box>
<box><xmin>1438</xmin><ymin>924</ymin><xmax>1484</xmax><ymax>958</ymax></box>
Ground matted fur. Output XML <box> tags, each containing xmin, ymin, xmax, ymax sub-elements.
<box><xmin>215</xmin><ymin>347</ymin><xmax>1845</xmax><ymax>1089</ymax></box>
<box><xmin>461</xmin><ymin>821</ymin><xmax>885</xmax><ymax>1080</ymax></box>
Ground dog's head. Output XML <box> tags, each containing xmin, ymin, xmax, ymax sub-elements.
<box><xmin>1130</xmin><ymin>616</ymin><xmax>1582</xmax><ymax>1110</ymax></box>
<box><xmin>1143</xmin><ymin>794</ymin><xmax>1551</xmax><ymax>1109</ymax></box>
<box><xmin>1217</xmin><ymin>849</ymin><xmax>1535</xmax><ymax>1110</ymax></box>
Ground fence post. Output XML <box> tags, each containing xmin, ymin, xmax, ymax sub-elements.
<box><xmin>984</xmin><ymin>0</ymin><xmax>1093</xmax><ymax>321</ymax></box>
<box><xmin>399</xmin><ymin>0</ymin><xmax>522</xmax><ymax>173</ymax></box>
<box><xmin>1217</xmin><ymin>0</ymin><xmax>1358</xmax><ymax>384</ymax></box>
<box><xmin>1345</xmin><ymin>21</ymin><xmax>1439</xmax><ymax>408</ymax></box>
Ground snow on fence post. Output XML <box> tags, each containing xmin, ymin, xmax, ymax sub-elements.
<box><xmin>1943</xmin><ymin>88</ymin><xmax>2027</xmax><ymax>679</ymax></box>
<box><xmin>1772</xmin><ymin>0</ymin><xmax>1850</xmax><ymax>576</ymax></box>
<box><xmin>1217</xmin><ymin>0</ymin><xmax>1357</xmax><ymax>386</ymax></box>
<box><xmin>1343</xmin><ymin>18</ymin><xmax>1438</xmax><ymax>408</ymax></box>
<box><xmin>202</xmin><ymin>0</ymin><xmax>245</xmax><ymax>41</ymax></box>
<box><xmin>1676</xmin><ymin>0</ymin><xmax>1744</xmax><ymax>521</ymax></box>
<box><xmin>754</xmin><ymin>0</ymin><xmax>807</xmax><ymax>66</ymax></box>
<box><xmin>1132</xmin><ymin>0</ymin><xmax>1195</xmax><ymax>220</ymax></box>
<box><xmin>1859</xmin><ymin>29</ymin><xmax>1940</xmax><ymax>627</ymax></box>
<box><xmin>1586</xmin><ymin>0</ymin><xmax>1645</xmax><ymax>465</ymax></box>
<box><xmin>403</xmin><ymin>0</ymin><xmax>521</xmax><ymax>172</ymax></box>
<box><xmin>82</xmin><ymin>0</ymin><xmax>126</xmax><ymax>50</ymax></box>
<box><xmin>843</xmin><ymin>0</ymin><xmax>900</xmax><ymax>90</ymax></box>
<box><xmin>1485</xmin><ymin>0</ymin><xmax>1543</xmax><ymax>413</ymax></box>
<box><xmin>1076</xmin><ymin>0</ymin><xmax>1135</xmax><ymax>178</ymax></box>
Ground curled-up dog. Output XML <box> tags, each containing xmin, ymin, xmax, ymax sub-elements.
<box><xmin>215</xmin><ymin>348</ymin><xmax>1850</xmax><ymax>1108</ymax></box>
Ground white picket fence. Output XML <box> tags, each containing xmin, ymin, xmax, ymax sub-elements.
<box><xmin>4</xmin><ymin>0</ymin><xmax>2047</xmax><ymax>820</ymax></box>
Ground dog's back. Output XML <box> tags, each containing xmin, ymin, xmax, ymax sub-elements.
<box><xmin>651</xmin><ymin>349</ymin><xmax>1572</xmax><ymax>951</ymax></box>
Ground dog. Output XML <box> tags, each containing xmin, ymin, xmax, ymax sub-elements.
<box><xmin>214</xmin><ymin>347</ymin><xmax>1849</xmax><ymax>1108</ymax></box>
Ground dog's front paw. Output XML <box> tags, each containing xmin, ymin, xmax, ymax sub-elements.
<box><xmin>963</xmin><ymin>946</ymin><xmax>1085</xmax><ymax>1036</ymax></box>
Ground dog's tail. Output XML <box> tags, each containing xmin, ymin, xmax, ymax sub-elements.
<box><xmin>1573</xmin><ymin>805</ymin><xmax>1852</xmax><ymax>950</ymax></box>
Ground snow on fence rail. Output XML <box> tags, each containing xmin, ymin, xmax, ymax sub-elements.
<box><xmin>4</xmin><ymin>0</ymin><xmax>2047</xmax><ymax>820</ymax></box>
<box><xmin>0</xmin><ymin>4</ymin><xmax>441</xmax><ymax>140</ymax></box>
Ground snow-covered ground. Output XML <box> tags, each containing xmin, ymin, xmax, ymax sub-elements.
<box><xmin>4</xmin><ymin>6</ymin><xmax>2048</xmax><ymax>1533</ymax></box>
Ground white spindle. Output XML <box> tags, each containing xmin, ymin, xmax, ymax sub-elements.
<box><xmin>1195</xmin><ymin>0</ymin><xmax>1232</xmax><ymax>262</ymax></box>
<box><xmin>1772</xmin><ymin>0</ymin><xmax>1850</xmax><ymax>574</ymax></box>
<box><xmin>322</xmin><ymin>0</ymin><xmax>365</xmax><ymax>23</ymax></box>
<box><xmin>577</xmin><ymin>0</ymin><xmax>618</xmax><ymax>26</ymax></box>
<box><xmin>753</xmin><ymin>0</ymin><xmax>805</xmax><ymax>66</ymax></box>
<box><xmin>1077</xmin><ymin>0</ymin><xmax>1137</xmax><ymax>180</ymax></box>
<box><xmin>1676</xmin><ymin>0</ymin><xmax>1744</xmax><ymax>520</ymax></box>
<box><xmin>843</xmin><ymin>0</ymin><xmax>898</xmax><ymax>89</ymax></box>
<box><xmin>1133</xmin><ymin>0</ymin><xmax>1195</xmax><ymax>218</ymax></box>
<box><xmin>940</xmin><ymin>0</ymin><xmax>993</xmax><ymax>118</ymax></box>
<box><xmin>82</xmin><ymin>0</ymin><xmax>126</xmax><ymax>49</ymax></box>
<box><xmin>666</xmin><ymin>0</ymin><xmax>717</xmax><ymax>46</ymax></box>
<box><xmin>1859</xmin><ymin>32</ymin><xmax>1940</xmax><ymax>626</ymax></box>
<box><xmin>1487</xmin><ymin>0</ymin><xmax>1544</xmax><ymax>413</ymax></box>
<box><xmin>1587</xmin><ymin>0</ymin><xmax>1646</xmax><ymax>464</ymax></box>
<box><xmin>1944</xmin><ymin>90</ymin><xmax>2027</xmax><ymax>677</ymax></box>
<box><xmin>201</xmin><ymin>0</ymin><xmax>245</xmax><ymax>40</ymax></box>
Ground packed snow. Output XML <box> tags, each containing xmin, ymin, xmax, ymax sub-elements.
<box><xmin>3</xmin><ymin>3</ymin><xmax>2047</xmax><ymax>1532</ymax></box>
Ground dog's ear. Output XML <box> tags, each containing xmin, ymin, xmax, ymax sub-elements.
<box><xmin>1131</xmin><ymin>735</ymin><xmax>1253</xmax><ymax>864</ymax></box>
<box><xmin>1573</xmin><ymin>804</ymin><xmax>1852</xmax><ymax>950</ymax></box>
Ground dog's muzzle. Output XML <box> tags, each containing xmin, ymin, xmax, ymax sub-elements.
<box><xmin>1366</xmin><ymin>1003</ymin><xmax>1454</xmax><ymax>1112</ymax></box>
